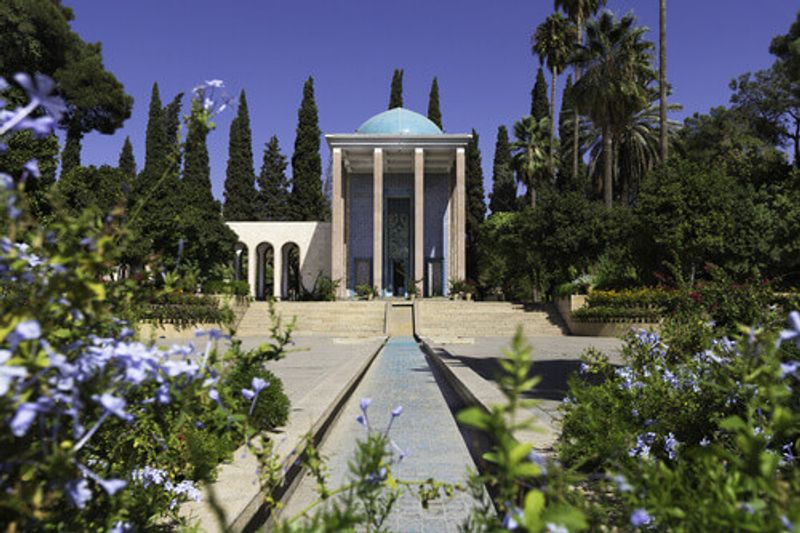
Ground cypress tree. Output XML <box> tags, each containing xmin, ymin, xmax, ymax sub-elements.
<box><xmin>180</xmin><ymin>102</ymin><xmax>237</xmax><ymax>275</ymax></box>
<box><xmin>142</xmin><ymin>83</ymin><xmax>166</xmax><ymax>179</ymax></box>
<box><xmin>223</xmin><ymin>90</ymin><xmax>258</xmax><ymax>220</ymax></box>
<box><xmin>162</xmin><ymin>92</ymin><xmax>184</xmax><ymax>176</ymax></box>
<box><xmin>388</xmin><ymin>69</ymin><xmax>404</xmax><ymax>109</ymax></box>
<box><xmin>289</xmin><ymin>77</ymin><xmax>329</xmax><ymax>221</ymax></box>
<box><xmin>531</xmin><ymin>67</ymin><xmax>550</xmax><ymax>121</ymax></box>
<box><xmin>427</xmin><ymin>77</ymin><xmax>442</xmax><ymax>129</ymax></box>
<box><xmin>126</xmin><ymin>83</ymin><xmax>181</xmax><ymax>268</ymax></box>
<box><xmin>489</xmin><ymin>125</ymin><xmax>517</xmax><ymax>213</ymax></box>
<box><xmin>118</xmin><ymin>136</ymin><xmax>136</xmax><ymax>180</ymax></box>
<box><xmin>465</xmin><ymin>129</ymin><xmax>486</xmax><ymax>282</ymax></box>
<box><xmin>60</xmin><ymin>122</ymin><xmax>82</xmax><ymax>179</ymax></box>
<box><xmin>257</xmin><ymin>135</ymin><xmax>291</xmax><ymax>221</ymax></box>
<box><xmin>558</xmin><ymin>75</ymin><xmax>585</xmax><ymax>191</ymax></box>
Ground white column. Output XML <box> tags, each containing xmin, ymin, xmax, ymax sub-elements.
<box><xmin>456</xmin><ymin>147</ymin><xmax>466</xmax><ymax>281</ymax></box>
<box><xmin>414</xmin><ymin>148</ymin><xmax>424</xmax><ymax>296</ymax></box>
<box><xmin>331</xmin><ymin>148</ymin><xmax>346</xmax><ymax>298</ymax></box>
<box><xmin>273</xmin><ymin>245</ymin><xmax>283</xmax><ymax>301</ymax></box>
<box><xmin>247</xmin><ymin>244</ymin><xmax>257</xmax><ymax>298</ymax></box>
<box><xmin>373</xmin><ymin>148</ymin><xmax>383</xmax><ymax>295</ymax></box>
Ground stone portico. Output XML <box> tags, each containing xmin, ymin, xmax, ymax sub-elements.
<box><xmin>327</xmin><ymin>108</ymin><xmax>470</xmax><ymax>299</ymax></box>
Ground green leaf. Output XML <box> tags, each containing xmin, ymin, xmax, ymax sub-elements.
<box><xmin>457</xmin><ymin>407</ymin><xmax>488</xmax><ymax>430</ymax></box>
<box><xmin>523</xmin><ymin>490</ymin><xmax>545</xmax><ymax>531</ymax></box>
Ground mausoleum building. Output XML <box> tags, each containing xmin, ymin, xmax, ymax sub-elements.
<box><xmin>228</xmin><ymin>107</ymin><xmax>470</xmax><ymax>300</ymax></box>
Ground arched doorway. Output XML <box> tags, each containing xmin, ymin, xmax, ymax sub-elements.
<box><xmin>255</xmin><ymin>242</ymin><xmax>275</xmax><ymax>301</ymax></box>
<box><xmin>281</xmin><ymin>242</ymin><xmax>301</xmax><ymax>301</ymax></box>
<box><xmin>233</xmin><ymin>242</ymin><xmax>248</xmax><ymax>282</ymax></box>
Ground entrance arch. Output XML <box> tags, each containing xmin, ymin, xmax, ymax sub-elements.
<box><xmin>255</xmin><ymin>242</ymin><xmax>275</xmax><ymax>301</ymax></box>
<box><xmin>233</xmin><ymin>242</ymin><xmax>248</xmax><ymax>282</ymax></box>
<box><xmin>281</xmin><ymin>242</ymin><xmax>301</xmax><ymax>300</ymax></box>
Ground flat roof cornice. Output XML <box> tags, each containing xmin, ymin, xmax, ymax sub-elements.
<box><xmin>325</xmin><ymin>133</ymin><xmax>472</xmax><ymax>149</ymax></box>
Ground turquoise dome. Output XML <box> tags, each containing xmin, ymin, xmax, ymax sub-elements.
<box><xmin>356</xmin><ymin>107</ymin><xmax>443</xmax><ymax>135</ymax></box>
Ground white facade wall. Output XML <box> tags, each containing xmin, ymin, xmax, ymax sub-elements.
<box><xmin>227</xmin><ymin>222</ymin><xmax>331</xmax><ymax>298</ymax></box>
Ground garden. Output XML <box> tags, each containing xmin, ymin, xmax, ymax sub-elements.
<box><xmin>2</xmin><ymin>0</ymin><xmax>800</xmax><ymax>531</ymax></box>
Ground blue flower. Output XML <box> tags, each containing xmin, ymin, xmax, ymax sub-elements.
<box><xmin>356</xmin><ymin>414</ymin><xmax>367</xmax><ymax>427</ymax></box>
<box><xmin>10</xmin><ymin>401</ymin><xmax>38</xmax><ymax>437</ymax></box>
<box><xmin>700</xmin><ymin>437</ymin><xmax>711</xmax><ymax>447</ymax></box>
<box><xmin>664</xmin><ymin>432</ymin><xmax>680</xmax><ymax>460</ymax></box>
<box><xmin>391</xmin><ymin>405</ymin><xmax>403</xmax><ymax>418</ymax></box>
<box><xmin>13</xmin><ymin>73</ymin><xmax>67</xmax><ymax>120</ymax></box>
<box><xmin>251</xmin><ymin>377</ymin><xmax>269</xmax><ymax>393</ymax></box>
<box><xmin>781</xmin><ymin>361</ymin><xmax>799</xmax><ymax>379</ymax></box>
<box><xmin>630</xmin><ymin>508</ymin><xmax>653</xmax><ymax>527</ymax></box>
<box><xmin>502</xmin><ymin>506</ymin><xmax>523</xmax><ymax>530</ymax></box>
<box><xmin>0</xmin><ymin>349</ymin><xmax>28</xmax><ymax>396</ymax></box>
<box><xmin>528</xmin><ymin>452</ymin><xmax>548</xmax><ymax>476</ymax></box>
<box><xmin>242</xmin><ymin>387</ymin><xmax>255</xmax><ymax>401</ymax></box>
<box><xmin>110</xmin><ymin>521</ymin><xmax>133</xmax><ymax>533</ymax></box>
<box><xmin>97</xmin><ymin>477</ymin><xmax>127</xmax><ymax>496</ymax></box>
<box><xmin>781</xmin><ymin>515</ymin><xmax>795</xmax><ymax>532</ymax></box>
<box><xmin>545</xmin><ymin>523</ymin><xmax>569</xmax><ymax>533</ymax></box>
<box><xmin>94</xmin><ymin>393</ymin><xmax>132</xmax><ymax>422</ymax></box>
<box><xmin>22</xmin><ymin>159</ymin><xmax>40</xmax><ymax>179</ymax></box>
<box><xmin>65</xmin><ymin>479</ymin><xmax>92</xmax><ymax>509</ymax></box>
<box><xmin>778</xmin><ymin>311</ymin><xmax>800</xmax><ymax>349</ymax></box>
<box><xmin>0</xmin><ymin>173</ymin><xmax>13</xmax><ymax>191</ymax></box>
<box><xmin>13</xmin><ymin>319</ymin><xmax>41</xmax><ymax>343</ymax></box>
<box><xmin>360</xmin><ymin>398</ymin><xmax>372</xmax><ymax>412</ymax></box>
<box><xmin>613</xmin><ymin>473</ymin><xmax>633</xmax><ymax>492</ymax></box>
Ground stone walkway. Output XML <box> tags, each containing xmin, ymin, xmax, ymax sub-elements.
<box><xmin>279</xmin><ymin>337</ymin><xmax>476</xmax><ymax>531</ymax></box>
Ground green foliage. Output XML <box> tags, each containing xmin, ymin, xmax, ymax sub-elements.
<box><xmin>53</xmin><ymin>164</ymin><xmax>127</xmax><ymax>217</ymax></box>
<box><xmin>388</xmin><ymin>68</ymin><xmax>404</xmax><ymax>109</ymax></box>
<box><xmin>301</xmin><ymin>273</ymin><xmax>339</xmax><ymax>301</ymax></box>
<box><xmin>256</xmin><ymin>135</ymin><xmax>291</xmax><ymax>221</ymax></box>
<box><xmin>204</xmin><ymin>279</ymin><xmax>250</xmax><ymax>296</ymax></box>
<box><xmin>140</xmin><ymin>292</ymin><xmax>234</xmax><ymax>329</ymax></box>
<box><xmin>179</xmin><ymin>100</ymin><xmax>238</xmax><ymax>277</ymax></box>
<box><xmin>355</xmin><ymin>284</ymin><xmax>375</xmax><ymax>300</ymax></box>
<box><xmin>223</xmin><ymin>90</ymin><xmax>258</xmax><ymax>221</ymax></box>
<box><xmin>559</xmin><ymin>280</ymin><xmax>800</xmax><ymax>530</ymax></box>
<box><xmin>512</xmin><ymin>115</ymin><xmax>554</xmax><ymax>208</ymax></box>
<box><xmin>117</xmin><ymin>136</ymin><xmax>136</xmax><ymax>179</ymax></box>
<box><xmin>466</xmin><ymin>129</ymin><xmax>486</xmax><ymax>282</ymax></box>
<box><xmin>531</xmin><ymin>68</ymin><xmax>550</xmax><ymax>121</ymax></box>
<box><xmin>0</xmin><ymin>130</ymin><xmax>59</xmax><ymax>220</ymax></box>
<box><xmin>0</xmin><ymin>1</ymin><xmax>132</xmax><ymax>139</ymax></box>
<box><xmin>226</xmin><ymin>364</ymin><xmax>289</xmax><ymax>432</ymax></box>
<box><xmin>457</xmin><ymin>328</ymin><xmax>587</xmax><ymax>531</ymax></box>
<box><xmin>489</xmin><ymin>125</ymin><xmax>517</xmax><ymax>214</ymax></box>
<box><xmin>60</xmin><ymin>123</ymin><xmax>81</xmax><ymax>178</ymax></box>
<box><xmin>289</xmin><ymin>77</ymin><xmax>328</xmax><ymax>221</ymax></box>
<box><xmin>426</xmin><ymin>77</ymin><xmax>442</xmax><ymax>129</ymax></box>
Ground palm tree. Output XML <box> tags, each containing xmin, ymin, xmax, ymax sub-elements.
<box><xmin>553</xmin><ymin>0</ymin><xmax>608</xmax><ymax>179</ymax></box>
<box><xmin>585</xmin><ymin>96</ymin><xmax>681</xmax><ymax>204</ymax></box>
<box><xmin>533</xmin><ymin>13</ymin><xmax>577</xmax><ymax>178</ymax></box>
<box><xmin>659</xmin><ymin>0</ymin><xmax>669</xmax><ymax>161</ymax></box>
<box><xmin>571</xmin><ymin>11</ymin><xmax>654</xmax><ymax>208</ymax></box>
<box><xmin>511</xmin><ymin>116</ymin><xmax>554</xmax><ymax>209</ymax></box>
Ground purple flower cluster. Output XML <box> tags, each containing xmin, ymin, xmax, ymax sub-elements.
<box><xmin>131</xmin><ymin>466</ymin><xmax>201</xmax><ymax>509</ymax></box>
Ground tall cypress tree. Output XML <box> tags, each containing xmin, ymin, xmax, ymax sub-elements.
<box><xmin>489</xmin><ymin>125</ymin><xmax>517</xmax><ymax>213</ymax></box>
<box><xmin>557</xmin><ymin>75</ymin><xmax>584</xmax><ymax>190</ymax></box>
<box><xmin>289</xmin><ymin>77</ymin><xmax>328</xmax><ymax>221</ymax></box>
<box><xmin>162</xmin><ymin>93</ymin><xmax>184</xmax><ymax>176</ymax></box>
<box><xmin>388</xmin><ymin>69</ymin><xmax>404</xmax><ymax>109</ymax></box>
<box><xmin>142</xmin><ymin>83</ymin><xmax>166</xmax><ymax>179</ymax></box>
<box><xmin>427</xmin><ymin>77</ymin><xmax>442</xmax><ymax>129</ymax></box>
<box><xmin>257</xmin><ymin>135</ymin><xmax>290</xmax><ymax>221</ymax></box>
<box><xmin>118</xmin><ymin>136</ymin><xmax>136</xmax><ymax>180</ymax></box>
<box><xmin>60</xmin><ymin>123</ymin><xmax>82</xmax><ymax>179</ymax></box>
<box><xmin>126</xmin><ymin>83</ymin><xmax>181</xmax><ymax>268</ymax></box>
<box><xmin>180</xmin><ymin>102</ymin><xmax>236</xmax><ymax>274</ymax></box>
<box><xmin>223</xmin><ymin>90</ymin><xmax>258</xmax><ymax>220</ymax></box>
<box><xmin>531</xmin><ymin>67</ymin><xmax>550</xmax><ymax>121</ymax></box>
<box><xmin>465</xmin><ymin>129</ymin><xmax>486</xmax><ymax>281</ymax></box>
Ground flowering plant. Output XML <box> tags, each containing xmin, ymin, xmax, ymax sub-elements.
<box><xmin>0</xmin><ymin>75</ymin><xmax>290</xmax><ymax>530</ymax></box>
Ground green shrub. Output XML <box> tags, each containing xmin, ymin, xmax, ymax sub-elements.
<box><xmin>226</xmin><ymin>364</ymin><xmax>289</xmax><ymax>431</ymax></box>
<box><xmin>204</xmin><ymin>280</ymin><xmax>250</xmax><ymax>296</ymax></box>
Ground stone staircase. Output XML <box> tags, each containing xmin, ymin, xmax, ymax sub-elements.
<box><xmin>236</xmin><ymin>301</ymin><xmax>387</xmax><ymax>337</ymax></box>
<box><xmin>416</xmin><ymin>300</ymin><xmax>567</xmax><ymax>338</ymax></box>
<box><xmin>236</xmin><ymin>300</ymin><xmax>568</xmax><ymax>338</ymax></box>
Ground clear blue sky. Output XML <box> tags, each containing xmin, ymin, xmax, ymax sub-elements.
<box><xmin>67</xmin><ymin>0</ymin><xmax>799</xmax><ymax>200</ymax></box>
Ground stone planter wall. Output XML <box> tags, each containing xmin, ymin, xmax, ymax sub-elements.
<box><xmin>556</xmin><ymin>295</ymin><xmax>659</xmax><ymax>338</ymax></box>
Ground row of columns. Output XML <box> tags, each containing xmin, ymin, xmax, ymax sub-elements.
<box><xmin>245</xmin><ymin>244</ymin><xmax>284</xmax><ymax>299</ymax></box>
<box><xmin>329</xmin><ymin>146</ymin><xmax>466</xmax><ymax>299</ymax></box>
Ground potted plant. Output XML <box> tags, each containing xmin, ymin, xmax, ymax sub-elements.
<box><xmin>449</xmin><ymin>278</ymin><xmax>467</xmax><ymax>300</ymax></box>
<box><xmin>406</xmin><ymin>279</ymin><xmax>422</xmax><ymax>300</ymax></box>
<box><xmin>463</xmin><ymin>280</ymin><xmax>477</xmax><ymax>301</ymax></box>
<box><xmin>356</xmin><ymin>284</ymin><xmax>373</xmax><ymax>301</ymax></box>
